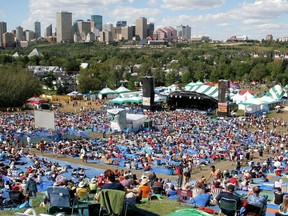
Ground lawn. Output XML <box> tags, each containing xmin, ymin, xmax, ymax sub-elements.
<box><xmin>0</xmin><ymin>196</ymin><xmax>189</xmax><ymax>216</ymax></box>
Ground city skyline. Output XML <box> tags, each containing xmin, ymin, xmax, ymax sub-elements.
<box><xmin>1</xmin><ymin>0</ymin><xmax>288</xmax><ymax>40</ymax></box>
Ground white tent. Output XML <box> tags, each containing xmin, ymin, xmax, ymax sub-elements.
<box><xmin>98</xmin><ymin>87</ymin><xmax>116</xmax><ymax>99</ymax></box>
<box><xmin>108</xmin><ymin>96</ymin><xmax>126</xmax><ymax>105</ymax></box>
<box><xmin>67</xmin><ymin>91</ymin><xmax>82</xmax><ymax>96</ymax></box>
<box><xmin>28</xmin><ymin>48</ymin><xmax>43</xmax><ymax>58</ymax></box>
<box><xmin>114</xmin><ymin>85</ymin><xmax>131</xmax><ymax>94</ymax></box>
<box><xmin>126</xmin><ymin>114</ymin><xmax>147</xmax><ymax>131</ymax></box>
<box><xmin>107</xmin><ymin>109</ymin><xmax>127</xmax><ymax>131</ymax></box>
<box><xmin>269</xmin><ymin>85</ymin><xmax>287</xmax><ymax>100</ymax></box>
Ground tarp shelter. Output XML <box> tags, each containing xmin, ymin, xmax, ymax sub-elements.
<box><xmin>126</xmin><ymin>114</ymin><xmax>147</xmax><ymax>131</ymax></box>
<box><xmin>25</xmin><ymin>97</ymin><xmax>46</xmax><ymax>109</ymax></box>
<box><xmin>98</xmin><ymin>87</ymin><xmax>116</xmax><ymax>99</ymax></box>
<box><xmin>107</xmin><ymin>109</ymin><xmax>127</xmax><ymax>131</ymax></box>
<box><xmin>114</xmin><ymin>85</ymin><xmax>131</xmax><ymax>94</ymax></box>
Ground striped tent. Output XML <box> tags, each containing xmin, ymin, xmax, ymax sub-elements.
<box><xmin>269</xmin><ymin>85</ymin><xmax>287</xmax><ymax>100</ymax></box>
<box><xmin>185</xmin><ymin>80</ymin><xmax>204</xmax><ymax>91</ymax></box>
<box><xmin>187</xmin><ymin>84</ymin><xmax>218</xmax><ymax>99</ymax></box>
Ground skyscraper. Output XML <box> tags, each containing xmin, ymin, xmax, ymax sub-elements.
<box><xmin>176</xmin><ymin>25</ymin><xmax>191</xmax><ymax>40</ymax></box>
<box><xmin>45</xmin><ymin>24</ymin><xmax>53</xmax><ymax>37</ymax></box>
<box><xmin>0</xmin><ymin>22</ymin><xmax>7</xmax><ymax>47</ymax></box>
<box><xmin>116</xmin><ymin>21</ymin><xmax>127</xmax><ymax>28</ymax></box>
<box><xmin>16</xmin><ymin>26</ymin><xmax>24</xmax><ymax>41</ymax></box>
<box><xmin>34</xmin><ymin>21</ymin><xmax>41</xmax><ymax>38</ymax></box>
<box><xmin>91</xmin><ymin>15</ymin><xmax>102</xmax><ymax>31</ymax></box>
<box><xmin>56</xmin><ymin>11</ymin><xmax>73</xmax><ymax>42</ymax></box>
<box><xmin>147</xmin><ymin>22</ymin><xmax>154</xmax><ymax>37</ymax></box>
<box><xmin>135</xmin><ymin>17</ymin><xmax>147</xmax><ymax>40</ymax></box>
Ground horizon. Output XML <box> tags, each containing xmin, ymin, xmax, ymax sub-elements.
<box><xmin>1</xmin><ymin>0</ymin><xmax>288</xmax><ymax>41</ymax></box>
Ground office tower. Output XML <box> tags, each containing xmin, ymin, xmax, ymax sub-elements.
<box><xmin>25</xmin><ymin>30</ymin><xmax>35</xmax><ymax>41</ymax></box>
<box><xmin>91</xmin><ymin>15</ymin><xmax>102</xmax><ymax>31</ymax></box>
<box><xmin>45</xmin><ymin>24</ymin><xmax>53</xmax><ymax>37</ymax></box>
<box><xmin>56</xmin><ymin>11</ymin><xmax>73</xmax><ymax>42</ymax></box>
<box><xmin>121</xmin><ymin>26</ymin><xmax>132</xmax><ymax>40</ymax></box>
<box><xmin>103</xmin><ymin>23</ymin><xmax>113</xmax><ymax>32</ymax></box>
<box><xmin>99</xmin><ymin>30</ymin><xmax>112</xmax><ymax>44</ymax></box>
<box><xmin>0</xmin><ymin>22</ymin><xmax>7</xmax><ymax>47</ymax></box>
<box><xmin>116</xmin><ymin>21</ymin><xmax>127</xmax><ymax>27</ymax></box>
<box><xmin>16</xmin><ymin>26</ymin><xmax>24</xmax><ymax>41</ymax></box>
<box><xmin>3</xmin><ymin>32</ymin><xmax>14</xmax><ymax>48</ymax></box>
<box><xmin>76</xmin><ymin>20</ymin><xmax>91</xmax><ymax>34</ymax></box>
<box><xmin>135</xmin><ymin>17</ymin><xmax>147</xmax><ymax>40</ymax></box>
<box><xmin>147</xmin><ymin>22</ymin><xmax>154</xmax><ymax>37</ymax></box>
<box><xmin>34</xmin><ymin>21</ymin><xmax>41</xmax><ymax>38</ymax></box>
<box><xmin>266</xmin><ymin>34</ymin><xmax>273</xmax><ymax>41</ymax></box>
<box><xmin>176</xmin><ymin>25</ymin><xmax>191</xmax><ymax>40</ymax></box>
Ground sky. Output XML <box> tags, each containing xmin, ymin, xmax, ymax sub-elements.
<box><xmin>1</xmin><ymin>0</ymin><xmax>288</xmax><ymax>41</ymax></box>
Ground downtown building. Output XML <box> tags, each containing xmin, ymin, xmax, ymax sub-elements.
<box><xmin>176</xmin><ymin>25</ymin><xmax>191</xmax><ymax>40</ymax></box>
<box><xmin>0</xmin><ymin>22</ymin><xmax>7</xmax><ymax>48</ymax></box>
<box><xmin>135</xmin><ymin>17</ymin><xmax>147</xmax><ymax>40</ymax></box>
<box><xmin>34</xmin><ymin>21</ymin><xmax>41</xmax><ymax>38</ymax></box>
<box><xmin>56</xmin><ymin>11</ymin><xmax>73</xmax><ymax>43</ymax></box>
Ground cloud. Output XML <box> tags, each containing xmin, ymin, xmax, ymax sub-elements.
<box><xmin>23</xmin><ymin>0</ymin><xmax>135</xmax><ymax>32</ymax></box>
<box><xmin>0</xmin><ymin>10</ymin><xmax>4</xmax><ymax>17</ymax></box>
<box><xmin>228</xmin><ymin>0</ymin><xmax>288</xmax><ymax>24</ymax></box>
<box><xmin>110</xmin><ymin>7</ymin><xmax>160</xmax><ymax>23</ymax></box>
<box><xmin>148</xmin><ymin>0</ymin><xmax>158</xmax><ymax>6</ymax></box>
<box><xmin>162</xmin><ymin>0</ymin><xmax>225</xmax><ymax>10</ymax></box>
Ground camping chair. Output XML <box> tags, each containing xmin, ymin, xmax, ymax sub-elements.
<box><xmin>98</xmin><ymin>189</ymin><xmax>128</xmax><ymax>216</ymax></box>
<box><xmin>46</xmin><ymin>186</ymin><xmax>76</xmax><ymax>215</ymax></box>
<box><xmin>244</xmin><ymin>203</ymin><xmax>264</xmax><ymax>216</ymax></box>
<box><xmin>176</xmin><ymin>189</ymin><xmax>193</xmax><ymax>203</ymax></box>
<box><xmin>218</xmin><ymin>197</ymin><xmax>239</xmax><ymax>216</ymax></box>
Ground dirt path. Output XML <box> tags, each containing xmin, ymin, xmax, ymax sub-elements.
<box><xmin>33</xmin><ymin>150</ymin><xmax>257</xmax><ymax>183</ymax></box>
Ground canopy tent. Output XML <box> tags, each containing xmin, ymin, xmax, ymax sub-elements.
<box><xmin>26</xmin><ymin>97</ymin><xmax>46</xmax><ymax>104</ymax></box>
<box><xmin>126</xmin><ymin>114</ymin><xmax>147</xmax><ymax>131</ymax></box>
<box><xmin>284</xmin><ymin>84</ymin><xmax>288</xmax><ymax>89</ymax></box>
<box><xmin>107</xmin><ymin>108</ymin><xmax>127</xmax><ymax>131</ymax></box>
<box><xmin>259</xmin><ymin>95</ymin><xmax>279</xmax><ymax>104</ymax></box>
<box><xmin>98</xmin><ymin>87</ymin><xmax>116</xmax><ymax>95</ymax></box>
<box><xmin>269</xmin><ymin>85</ymin><xmax>287</xmax><ymax>100</ymax></box>
<box><xmin>108</xmin><ymin>96</ymin><xmax>126</xmax><ymax>105</ymax></box>
<box><xmin>185</xmin><ymin>80</ymin><xmax>204</xmax><ymax>91</ymax></box>
<box><xmin>114</xmin><ymin>85</ymin><xmax>131</xmax><ymax>94</ymax></box>
<box><xmin>187</xmin><ymin>84</ymin><xmax>218</xmax><ymax>99</ymax></box>
<box><xmin>25</xmin><ymin>97</ymin><xmax>46</xmax><ymax>109</ymax></box>
<box><xmin>67</xmin><ymin>91</ymin><xmax>82</xmax><ymax>96</ymax></box>
<box><xmin>124</xmin><ymin>96</ymin><xmax>142</xmax><ymax>104</ymax></box>
<box><xmin>98</xmin><ymin>86</ymin><xmax>116</xmax><ymax>99</ymax></box>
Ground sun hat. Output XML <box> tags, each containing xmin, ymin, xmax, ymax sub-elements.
<box><xmin>78</xmin><ymin>181</ymin><xmax>85</xmax><ymax>188</ymax></box>
<box><xmin>140</xmin><ymin>178</ymin><xmax>150</xmax><ymax>185</ymax></box>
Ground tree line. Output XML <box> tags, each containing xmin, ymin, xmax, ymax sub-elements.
<box><xmin>1</xmin><ymin>41</ymin><xmax>288</xmax><ymax>106</ymax></box>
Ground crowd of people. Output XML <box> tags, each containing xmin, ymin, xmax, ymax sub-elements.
<box><xmin>0</xmin><ymin>104</ymin><xmax>288</xmax><ymax>215</ymax></box>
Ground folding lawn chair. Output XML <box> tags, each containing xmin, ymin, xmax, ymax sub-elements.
<box><xmin>218</xmin><ymin>197</ymin><xmax>239</xmax><ymax>216</ymax></box>
<box><xmin>46</xmin><ymin>186</ymin><xmax>76</xmax><ymax>215</ymax></box>
<box><xmin>98</xmin><ymin>189</ymin><xmax>128</xmax><ymax>216</ymax></box>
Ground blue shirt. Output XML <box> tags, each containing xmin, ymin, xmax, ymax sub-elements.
<box><xmin>247</xmin><ymin>193</ymin><xmax>267</xmax><ymax>214</ymax></box>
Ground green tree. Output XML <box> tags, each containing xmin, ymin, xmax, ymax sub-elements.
<box><xmin>0</xmin><ymin>65</ymin><xmax>42</xmax><ymax>107</ymax></box>
<box><xmin>250</xmin><ymin>63</ymin><xmax>268</xmax><ymax>81</ymax></box>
